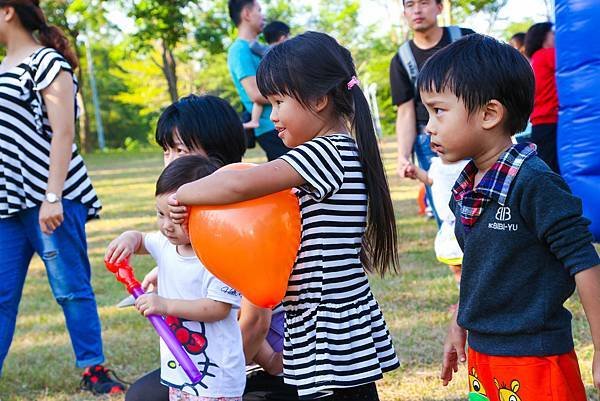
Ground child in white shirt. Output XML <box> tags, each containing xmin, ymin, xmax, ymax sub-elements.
<box><xmin>406</xmin><ymin>157</ymin><xmax>469</xmax><ymax>289</ymax></box>
<box><xmin>105</xmin><ymin>156</ymin><xmax>245</xmax><ymax>401</ymax></box>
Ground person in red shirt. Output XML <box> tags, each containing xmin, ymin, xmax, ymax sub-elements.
<box><xmin>525</xmin><ymin>22</ymin><xmax>559</xmax><ymax>173</ymax></box>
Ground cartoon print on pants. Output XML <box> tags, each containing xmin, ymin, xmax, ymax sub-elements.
<box><xmin>163</xmin><ymin>315</ymin><xmax>218</xmax><ymax>395</ymax></box>
<box><xmin>468</xmin><ymin>367</ymin><xmax>490</xmax><ymax>401</ymax></box>
<box><xmin>495</xmin><ymin>378</ymin><xmax>522</xmax><ymax>401</ymax></box>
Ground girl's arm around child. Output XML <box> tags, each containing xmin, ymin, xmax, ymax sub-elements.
<box><xmin>170</xmin><ymin>160</ymin><xmax>305</xmax><ymax>221</ymax></box>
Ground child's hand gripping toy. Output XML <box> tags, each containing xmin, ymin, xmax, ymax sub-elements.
<box><xmin>105</xmin><ymin>258</ymin><xmax>202</xmax><ymax>384</ymax></box>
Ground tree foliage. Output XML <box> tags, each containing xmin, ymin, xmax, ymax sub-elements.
<box><xmin>19</xmin><ymin>0</ymin><xmax>512</xmax><ymax>150</ymax></box>
<box><xmin>126</xmin><ymin>0</ymin><xmax>194</xmax><ymax>101</ymax></box>
<box><xmin>449</xmin><ymin>0</ymin><xmax>508</xmax><ymax>23</ymax></box>
<box><xmin>503</xmin><ymin>18</ymin><xmax>535</xmax><ymax>40</ymax></box>
<box><xmin>39</xmin><ymin>0</ymin><xmax>110</xmax><ymax>152</ymax></box>
<box><xmin>193</xmin><ymin>0</ymin><xmax>234</xmax><ymax>55</ymax></box>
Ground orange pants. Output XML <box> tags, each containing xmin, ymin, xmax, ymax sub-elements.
<box><xmin>467</xmin><ymin>347</ymin><xmax>587</xmax><ymax>401</ymax></box>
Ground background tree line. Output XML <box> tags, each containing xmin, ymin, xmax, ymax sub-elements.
<box><xmin>36</xmin><ymin>0</ymin><xmax>524</xmax><ymax>152</ymax></box>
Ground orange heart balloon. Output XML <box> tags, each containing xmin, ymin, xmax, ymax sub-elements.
<box><xmin>188</xmin><ymin>163</ymin><xmax>301</xmax><ymax>308</ymax></box>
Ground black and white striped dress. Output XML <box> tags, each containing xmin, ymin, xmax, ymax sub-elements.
<box><xmin>0</xmin><ymin>47</ymin><xmax>101</xmax><ymax>220</ymax></box>
<box><xmin>280</xmin><ymin>134</ymin><xmax>399</xmax><ymax>399</ymax></box>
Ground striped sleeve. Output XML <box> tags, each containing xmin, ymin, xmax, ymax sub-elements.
<box><xmin>280</xmin><ymin>137</ymin><xmax>344</xmax><ymax>201</ymax></box>
<box><xmin>32</xmin><ymin>48</ymin><xmax>73</xmax><ymax>91</ymax></box>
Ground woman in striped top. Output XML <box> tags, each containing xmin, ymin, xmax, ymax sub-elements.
<box><xmin>171</xmin><ymin>31</ymin><xmax>399</xmax><ymax>400</ymax></box>
<box><xmin>0</xmin><ymin>1</ymin><xmax>124</xmax><ymax>393</ymax></box>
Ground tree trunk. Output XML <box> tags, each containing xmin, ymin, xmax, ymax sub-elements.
<box><xmin>76</xmin><ymin>91</ymin><xmax>91</xmax><ymax>153</ymax></box>
<box><xmin>161</xmin><ymin>40</ymin><xmax>178</xmax><ymax>102</ymax></box>
<box><xmin>72</xmin><ymin>40</ymin><xmax>92</xmax><ymax>153</ymax></box>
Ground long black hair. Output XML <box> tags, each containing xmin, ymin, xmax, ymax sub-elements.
<box><xmin>156</xmin><ymin>94</ymin><xmax>246</xmax><ymax>166</ymax></box>
<box><xmin>525</xmin><ymin>22</ymin><xmax>553</xmax><ymax>58</ymax></box>
<box><xmin>256</xmin><ymin>31</ymin><xmax>398</xmax><ymax>275</ymax></box>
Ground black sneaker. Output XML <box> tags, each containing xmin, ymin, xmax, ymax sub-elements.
<box><xmin>80</xmin><ymin>364</ymin><xmax>127</xmax><ymax>395</ymax></box>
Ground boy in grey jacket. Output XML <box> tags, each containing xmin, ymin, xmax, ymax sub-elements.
<box><xmin>419</xmin><ymin>34</ymin><xmax>600</xmax><ymax>401</ymax></box>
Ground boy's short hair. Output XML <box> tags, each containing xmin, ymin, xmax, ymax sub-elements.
<box><xmin>155</xmin><ymin>94</ymin><xmax>246</xmax><ymax>166</ymax></box>
<box><xmin>228</xmin><ymin>0</ymin><xmax>255</xmax><ymax>26</ymax></box>
<box><xmin>155</xmin><ymin>155</ymin><xmax>219</xmax><ymax>196</ymax></box>
<box><xmin>418</xmin><ymin>33</ymin><xmax>534</xmax><ymax>135</ymax></box>
<box><xmin>510</xmin><ymin>32</ymin><xmax>526</xmax><ymax>48</ymax></box>
<box><xmin>263</xmin><ymin>21</ymin><xmax>290</xmax><ymax>44</ymax></box>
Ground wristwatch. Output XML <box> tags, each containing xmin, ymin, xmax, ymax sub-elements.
<box><xmin>45</xmin><ymin>192</ymin><xmax>61</xmax><ymax>204</ymax></box>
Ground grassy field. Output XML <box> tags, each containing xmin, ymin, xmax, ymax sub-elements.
<box><xmin>0</xmin><ymin>139</ymin><xmax>598</xmax><ymax>401</ymax></box>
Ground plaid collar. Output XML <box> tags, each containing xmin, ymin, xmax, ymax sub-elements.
<box><xmin>452</xmin><ymin>143</ymin><xmax>537</xmax><ymax>231</ymax></box>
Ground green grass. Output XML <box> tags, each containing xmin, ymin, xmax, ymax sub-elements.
<box><xmin>0</xmin><ymin>140</ymin><xmax>598</xmax><ymax>401</ymax></box>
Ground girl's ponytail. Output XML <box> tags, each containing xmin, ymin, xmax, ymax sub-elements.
<box><xmin>1</xmin><ymin>1</ymin><xmax>78</xmax><ymax>69</ymax></box>
<box><xmin>350</xmin><ymin>83</ymin><xmax>399</xmax><ymax>276</ymax></box>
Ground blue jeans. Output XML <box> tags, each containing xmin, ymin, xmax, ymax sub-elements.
<box><xmin>0</xmin><ymin>199</ymin><xmax>104</xmax><ymax>375</ymax></box>
<box><xmin>414</xmin><ymin>126</ymin><xmax>441</xmax><ymax>226</ymax></box>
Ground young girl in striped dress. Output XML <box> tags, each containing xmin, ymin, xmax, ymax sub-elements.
<box><xmin>170</xmin><ymin>31</ymin><xmax>400</xmax><ymax>400</ymax></box>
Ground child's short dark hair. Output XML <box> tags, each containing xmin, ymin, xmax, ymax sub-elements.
<box><xmin>417</xmin><ymin>34</ymin><xmax>534</xmax><ymax>135</ymax></box>
<box><xmin>228</xmin><ymin>0</ymin><xmax>255</xmax><ymax>26</ymax></box>
<box><xmin>510</xmin><ymin>32</ymin><xmax>526</xmax><ymax>48</ymax></box>
<box><xmin>155</xmin><ymin>94</ymin><xmax>246</xmax><ymax>166</ymax></box>
<box><xmin>263</xmin><ymin>21</ymin><xmax>290</xmax><ymax>44</ymax></box>
<box><xmin>156</xmin><ymin>155</ymin><xmax>219</xmax><ymax>197</ymax></box>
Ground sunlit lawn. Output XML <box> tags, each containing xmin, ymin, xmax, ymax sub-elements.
<box><xmin>0</xmin><ymin>139</ymin><xmax>598</xmax><ymax>401</ymax></box>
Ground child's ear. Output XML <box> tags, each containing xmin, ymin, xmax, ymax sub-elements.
<box><xmin>2</xmin><ymin>6</ymin><xmax>15</xmax><ymax>22</ymax></box>
<box><xmin>313</xmin><ymin>95</ymin><xmax>329</xmax><ymax>113</ymax></box>
<box><xmin>481</xmin><ymin>99</ymin><xmax>505</xmax><ymax>130</ymax></box>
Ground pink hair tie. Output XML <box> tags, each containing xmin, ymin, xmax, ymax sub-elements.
<box><xmin>347</xmin><ymin>76</ymin><xmax>360</xmax><ymax>90</ymax></box>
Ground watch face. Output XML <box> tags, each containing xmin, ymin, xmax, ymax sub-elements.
<box><xmin>46</xmin><ymin>193</ymin><xmax>58</xmax><ymax>203</ymax></box>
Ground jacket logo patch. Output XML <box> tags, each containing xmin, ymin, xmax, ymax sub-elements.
<box><xmin>489</xmin><ymin>207</ymin><xmax>518</xmax><ymax>231</ymax></box>
<box><xmin>495</xmin><ymin>207</ymin><xmax>512</xmax><ymax>221</ymax></box>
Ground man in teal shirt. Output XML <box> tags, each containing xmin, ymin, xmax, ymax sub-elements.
<box><xmin>227</xmin><ymin>0</ymin><xmax>289</xmax><ymax>160</ymax></box>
